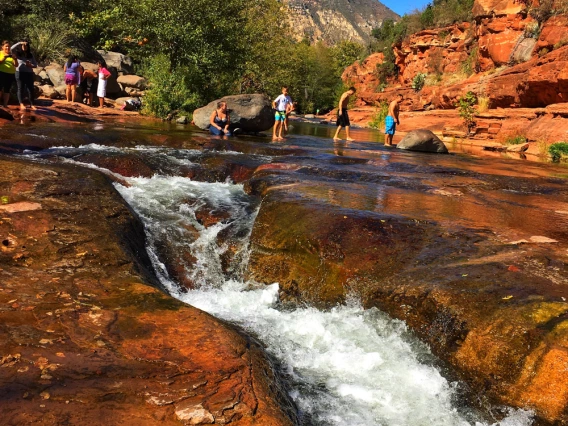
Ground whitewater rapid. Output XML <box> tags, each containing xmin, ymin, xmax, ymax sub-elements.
<box><xmin>25</xmin><ymin>144</ymin><xmax>534</xmax><ymax>425</ymax></box>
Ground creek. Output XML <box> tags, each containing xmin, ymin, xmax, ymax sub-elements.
<box><xmin>13</xmin><ymin>120</ymin><xmax>568</xmax><ymax>425</ymax></box>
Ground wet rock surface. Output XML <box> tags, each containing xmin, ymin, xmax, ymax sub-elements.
<box><xmin>1</xmin><ymin>119</ymin><xmax>567</xmax><ymax>424</ymax></box>
<box><xmin>396</xmin><ymin>129</ymin><xmax>449</xmax><ymax>153</ymax></box>
<box><xmin>0</xmin><ymin>157</ymin><xmax>296</xmax><ymax>425</ymax></box>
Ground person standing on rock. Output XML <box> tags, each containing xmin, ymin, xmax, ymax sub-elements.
<box><xmin>333</xmin><ymin>87</ymin><xmax>356</xmax><ymax>141</ymax></box>
<box><xmin>97</xmin><ymin>60</ymin><xmax>111</xmax><ymax>108</ymax></box>
<box><xmin>64</xmin><ymin>56</ymin><xmax>82</xmax><ymax>103</ymax></box>
<box><xmin>80</xmin><ymin>70</ymin><xmax>98</xmax><ymax>107</ymax></box>
<box><xmin>11</xmin><ymin>40</ymin><xmax>37</xmax><ymax>111</ymax></box>
<box><xmin>385</xmin><ymin>94</ymin><xmax>402</xmax><ymax>146</ymax></box>
<box><xmin>0</xmin><ymin>41</ymin><xmax>17</xmax><ymax>108</ymax></box>
<box><xmin>209</xmin><ymin>101</ymin><xmax>232</xmax><ymax>136</ymax></box>
<box><xmin>272</xmin><ymin>86</ymin><xmax>293</xmax><ymax>141</ymax></box>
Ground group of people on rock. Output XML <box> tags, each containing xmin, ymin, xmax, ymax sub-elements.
<box><xmin>210</xmin><ymin>85</ymin><xmax>402</xmax><ymax>144</ymax></box>
<box><xmin>0</xmin><ymin>39</ymin><xmax>112</xmax><ymax>111</ymax></box>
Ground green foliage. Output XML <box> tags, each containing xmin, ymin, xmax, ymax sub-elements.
<box><xmin>456</xmin><ymin>91</ymin><xmax>477</xmax><ymax>132</ymax></box>
<box><xmin>461</xmin><ymin>46</ymin><xmax>479</xmax><ymax>76</ymax></box>
<box><xmin>376</xmin><ymin>47</ymin><xmax>397</xmax><ymax>84</ymax></box>
<box><xmin>330</xmin><ymin>40</ymin><xmax>365</xmax><ymax>70</ymax></box>
<box><xmin>506</xmin><ymin>135</ymin><xmax>528</xmax><ymax>145</ymax></box>
<box><xmin>548</xmin><ymin>142</ymin><xmax>568</xmax><ymax>162</ymax></box>
<box><xmin>412</xmin><ymin>73</ymin><xmax>427</xmax><ymax>92</ymax></box>
<box><xmin>141</xmin><ymin>55</ymin><xmax>201</xmax><ymax>119</ymax></box>
<box><xmin>27</xmin><ymin>20</ymin><xmax>75</xmax><ymax>64</ymax></box>
<box><xmin>368</xmin><ymin>101</ymin><xmax>389</xmax><ymax>130</ymax></box>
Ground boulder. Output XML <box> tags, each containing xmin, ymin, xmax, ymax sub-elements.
<box><xmin>96</xmin><ymin>50</ymin><xmax>134</xmax><ymax>75</ymax></box>
<box><xmin>396</xmin><ymin>129</ymin><xmax>449</xmax><ymax>153</ymax></box>
<box><xmin>117</xmin><ymin>75</ymin><xmax>147</xmax><ymax>90</ymax></box>
<box><xmin>81</xmin><ymin>62</ymin><xmax>99</xmax><ymax>74</ymax></box>
<box><xmin>124</xmin><ymin>87</ymin><xmax>145</xmax><ymax>97</ymax></box>
<box><xmin>54</xmin><ymin>85</ymin><xmax>68</xmax><ymax>97</ymax></box>
<box><xmin>45</xmin><ymin>63</ymin><xmax>66</xmax><ymax>87</ymax></box>
<box><xmin>105</xmin><ymin>67</ymin><xmax>123</xmax><ymax>96</ymax></box>
<box><xmin>33</xmin><ymin>68</ymin><xmax>50</xmax><ymax>85</ymax></box>
<box><xmin>176</xmin><ymin>116</ymin><xmax>189</xmax><ymax>124</ymax></box>
<box><xmin>40</xmin><ymin>84</ymin><xmax>59</xmax><ymax>99</ymax></box>
<box><xmin>507</xmin><ymin>142</ymin><xmax>530</xmax><ymax>152</ymax></box>
<box><xmin>0</xmin><ymin>108</ymin><xmax>14</xmax><ymax>121</ymax></box>
<box><xmin>114</xmin><ymin>97</ymin><xmax>131</xmax><ymax>106</ymax></box>
<box><xmin>193</xmin><ymin>94</ymin><xmax>274</xmax><ymax>132</ymax></box>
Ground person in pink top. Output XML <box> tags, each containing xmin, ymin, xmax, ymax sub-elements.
<box><xmin>97</xmin><ymin>60</ymin><xmax>111</xmax><ymax>108</ymax></box>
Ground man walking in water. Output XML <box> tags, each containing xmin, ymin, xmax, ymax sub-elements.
<box><xmin>333</xmin><ymin>87</ymin><xmax>356</xmax><ymax>141</ymax></box>
<box><xmin>272</xmin><ymin>86</ymin><xmax>293</xmax><ymax>141</ymax></box>
<box><xmin>385</xmin><ymin>94</ymin><xmax>402</xmax><ymax>146</ymax></box>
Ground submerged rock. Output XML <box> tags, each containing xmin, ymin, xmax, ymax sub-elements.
<box><xmin>396</xmin><ymin>129</ymin><xmax>449</xmax><ymax>153</ymax></box>
<box><xmin>193</xmin><ymin>94</ymin><xmax>274</xmax><ymax>132</ymax></box>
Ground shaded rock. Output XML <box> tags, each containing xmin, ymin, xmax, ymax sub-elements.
<box><xmin>40</xmin><ymin>85</ymin><xmax>59</xmax><ymax>99</ymax></box>
<box><xmin>96</xmin><ymin>50</ymin><xmax>134</xmax><ymax>75</ymax></box>
<box><xmin>81</xmin><ymin>62</ymin><xmax>99</xmax><ymax>74</ymax></box>
<box><xmin>33</xmin><ymin>68</ymin><xmax>50</xmax><ymax>85</ymax></box>
<box><xmin>54</xmin><ymin>85</ymin><xmax>68</xmax><ymax>97</ymax></box>
<box><xmin>117</xmin><ymin>75</ymin><xmax>147</xmax><ymax>90</ymax></box>
<box><xmin>176</xmin><ymin>116</ymin><xmax>189</xmax><ymax>124</ymax></box>
<box><xmin>0</xmin><ymin>108</ymin><xmax>14</xmax><ymax>121</ymax></box>
<box><xmin>193</xmin><ymin>94</ymin><xmax>274</xmax><ymax>132</ymax></box>
<box><xmin>45</xmin><ymin>63</ymin><xmax>66</xmax><ymax>87</ymax></box>
<box><xmin>396</xmin><ymin>129</ymin><xmax>449</xmax><ymax>153</ymax></box>
<box><xmin>124</xmin><ymin>87</ymin><xmax>145</xmax><ymax>97</ymax></box>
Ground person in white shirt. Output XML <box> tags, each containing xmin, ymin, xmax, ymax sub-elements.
<box><xmin>272</xmin><ymin>86</ymin><xmax>293</xmax><ymax>141</ymax></box>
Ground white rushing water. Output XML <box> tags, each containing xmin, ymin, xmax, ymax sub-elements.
<box><xmin>112</xmin><ymin>174</ymin><xmax>534</xmax><ymax>426</ymax></box>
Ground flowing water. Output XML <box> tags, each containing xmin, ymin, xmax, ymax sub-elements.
<box><xmin>15</xmin><ymin>123</ymin><xmax>552</xmax><ymax>425</ymax></box>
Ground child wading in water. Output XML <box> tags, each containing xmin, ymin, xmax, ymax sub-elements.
<box><xmin>97</xmin><ymin>60</ymin><xmax>111</xmax><ymax>108</ymax></box>
<box><xmin>272</xmin><ymin>86</ymin><xmax>293</xmax><ymax>141</ymax></box>
<box><xmin>333</xmin><ymin>87</ymin><xmax>356</xmax><ymax>141</ymax></box>
<box><xmin>385</xmin><ymin>94</ymin><xmax>402</xmax><ymax>146</ymax></box>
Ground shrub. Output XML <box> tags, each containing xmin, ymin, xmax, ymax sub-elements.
<box><xmin>26</xmin><ymin>20</ymin><xmax>75</xmax><ymax>65</ymax></box>
<box><xmin>477</xmin><ymin>95</ymin><xmax>490</xmax><ymax>113</ymax></box>
<box><xmin>141</xmin><ymin>55</ymin><xmax>201</xmax><ymax>119</ymax></box>
<box><xmin>553</xmin><ymin>38</ymin><xmax>568</xmax><ymax>50</ymax></box>
<box><xmin>461</xmin><ymin>46</ymin><xmax>479</xmax><ymax>76</ymax></box>
<box><xmin>412</xmin><ymin>73</ymin><xmax>427</xmax><ymax>92</ymax></box>
<box><xmin>369</xmin><ymin>101</ymin><xmax>390</xmax><ymax>130</ymax></box>
<box><xmin>456</xmin><ymin>91</ymin><xmax>476</xmax><ymax>133</ymax></box>
<box><xmin>506</xmin><ymin>135</ymin><xmax>528</xmax><ymax>145</ymax></box>
<box><xmin>539</xmin><ymin>47</ymin><xmax>550</xmax><ymax>57</ymax></box>
<box><xmin>548</xmin><ymin>142</ymin><xmax>568</xmax><ymax>162</ymax></box>
<box><xmin>524</xmin><ymin>22</ymin><xmax>540</xmax><ymax>39</ymax></box>
<box><xmin>529</xmin><ymin>0</ymin><xmax>554</xmax><ymax>24</ymax></box>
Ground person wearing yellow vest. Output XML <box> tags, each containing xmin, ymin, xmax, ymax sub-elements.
<box><xmin>0</xmin><ymin>40</ymin><xmax>17</xmax><ymax>108</ymax></box>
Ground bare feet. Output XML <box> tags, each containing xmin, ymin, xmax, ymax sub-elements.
<box><xmin>346</xmin><ymin>137</ymin><xmax>355</xmax><ymax>141</ymax></box>
<box><xmin>333</xmin><ymin>137</ymin><xmax>341</xmax><ymax>141</ymax></box>
<box><xmin>19</xmin><ymin>104</ymin><xmax>26</xmax><ymax>111</ymax></box>
<box><xmin>30</xmin><ymin>105</ymin><xmax>37</xmax><ymax>111</ymax></box>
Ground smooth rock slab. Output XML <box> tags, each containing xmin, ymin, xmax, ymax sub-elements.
<box><xmin>396</xmin><ymin>129</ymin><xmax>449</xmax><ymax>153</ymax></box>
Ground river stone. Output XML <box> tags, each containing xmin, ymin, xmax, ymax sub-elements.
<box><xmin>45</xmin><ymin>63</ymin><xmax>66</xmax><ymax>87</ymax></box>
<box><xmin>96</xmin><ymin>50</ymin><xmax>134</xmax><ymax>75</ymax></box>
<box><xmin>193</xmin><ymin>94</ymin><xmax>274</xmax><ymax>132</ymax></box>
<box><xmin>117</xmin><ymin>75</ymin><xmax>147</xmax><ymax>90</ymax></box>
<box><xmin>396</xmin><ymin>129</ymin><xmax>449</xmax><ymax>153</ymax></box>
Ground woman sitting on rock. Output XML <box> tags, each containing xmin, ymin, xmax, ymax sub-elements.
<box><xmin>0</xmin><ymin>40</ymin><xmax>17</xmax><ymax>108</ymax></box>
<box><xmin>64</xmin><ymin>56</ymin><xmax>82</xmax><ymax>103</ymax></box>
<box><xmin>209</xmin><ymin>101</ymin><xmax>232</xmax><ymax>136</ymax></box>
<box><xmin>11</xmin><ymin>40</ymin><xmax>37</xmax><ymax>111</ymax></box>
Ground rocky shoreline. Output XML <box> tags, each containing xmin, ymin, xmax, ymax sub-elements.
<box><xmin>0</xmin><ymin>156</ymin><xmax>297</xmax><ymax>425</ymax></box>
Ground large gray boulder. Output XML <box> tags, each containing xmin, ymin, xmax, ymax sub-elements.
<box><xmin>117</xmin><ymin>75</ymin><xmax>147</xmax><ymax>90</ymax></box>
<box><xmin>396</xmin><ymin>129</ymin><xmax>449</xmax><ymax>154</ymax></box>
<box><xmin>96</xmin><ymin>50</ymin><xmax>134</xmax><ymax>75</ymax></box>
<box><xmin>193</xmin><ymin>94</ymin><xmax>274</xmax><ymax>132</ymax></box>
<box><xmin>45</xmin><ymin>64</ymin><xmax>65</xmax><ymax>88</ymax></box>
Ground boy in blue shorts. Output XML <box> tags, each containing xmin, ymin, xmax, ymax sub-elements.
<box><xmin>272</xmin><ymin>86</ymin><xmax>293</xmax><ymax>141</ymax></box>
<box><xmin>385</xmin><ymin>93</ymin><xmax>402</xmax><ymax>146</ymax></box>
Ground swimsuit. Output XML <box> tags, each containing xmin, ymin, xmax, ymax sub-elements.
<box><xmin>336</xmin><ymin>109</ymin><xmax>350</xmax><ymax>127</ymax></box>
<box><xmin>385</xmin><ymin>115</ymin><xmax>396</xmax><ymax>135</ymax></box>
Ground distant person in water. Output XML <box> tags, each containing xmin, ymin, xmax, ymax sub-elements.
<box><xmin>0</xmin><ymin>40</ymin><xmax>17</xmax><ymax>108</ymax></box>
<box><xmin>284</xmin><ymin>101</ymin><xmax>296</xmax><ymax>133</ymax></box>
<box><xmin>11</xmin><ymin>40</ymin><xmax>37</xmax><ymax>111</ymax></box>
<box><xmin>64</xmin><ymin>56</ymin><xmax>82</xmax><ymax>103</ymax></box>
<box><xmin>385</xmin><ymin>94</ymin><xmax>402</xmax><ymax>146</ymax></box>
<box><xmin>209</xmin><ymin>101</ymin><xmax>232</xmax><ymax>136</ymax></box>
<box><xmin>333</xmin><ymin>87</ymin><xmax>356</xmax><ymax>141</ymax></box>
<box><xmin>97</xmin><ymin>60</ymin><xmax>111</xmax><ymax>108</ymax></box>
<box><xmin>272</xmin><ymin>86</ymin><xmax>293</xmax><ymax>141</ymax></box>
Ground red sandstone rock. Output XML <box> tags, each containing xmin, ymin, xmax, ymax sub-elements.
<box><xmin>536</xmin><ymin>15</ymin><xmax>568</xmax><ymax>52</ymax></box>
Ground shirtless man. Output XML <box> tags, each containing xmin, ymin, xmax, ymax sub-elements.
<box><xmin>333</xmin><ymin>87</ymin><xmax>356</xmax><ymax>141</ymax></box>
<box><xmin>385</xmin><ymin>94</ymin><xmax>402</xmax><ymax>146</ymax></box>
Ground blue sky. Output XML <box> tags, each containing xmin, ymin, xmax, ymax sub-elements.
<box><xmin>382</xmin><ymin>0</ymin><xmax>431</xmax><ymax>16</ymax></box>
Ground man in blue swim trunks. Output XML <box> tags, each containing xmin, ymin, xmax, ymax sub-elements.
<box><xmin>385</xmin><ymin>93</ymin><xmax>402</xmax><ymax>146</ymax></box>
<box><xmin>272</xmin><ymin>86</ymin><xmax>293</xmax><ymax>141</ymax></box>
